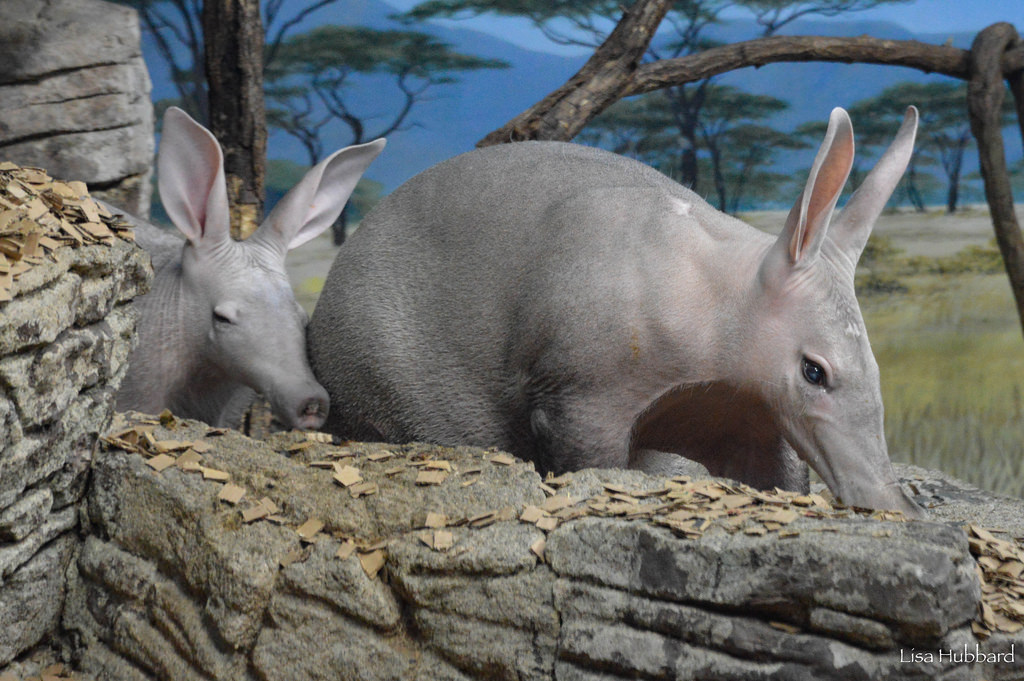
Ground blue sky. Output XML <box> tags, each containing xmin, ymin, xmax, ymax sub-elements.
<box><xmin>381</xmin><ymin>0</ymin><xmax>1024</xmax><ymax>56</ymax></box>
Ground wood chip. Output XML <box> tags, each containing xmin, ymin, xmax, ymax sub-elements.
<box><xmin>366</xmin><ymin>451</ymin><xmax>394</xmax><ymax>461</ymax></box>
<box><xmin>349</xmin><ymin>481</ymin><xmax>379</xmax><ymax>498</ymax></box>
<box><xmin>530</xmin><ymin>537</ymin><xmax>546</xmax><ymax>560</ymax></box>
<box><xmin>433</xmin><ymin>530</ymin><xmax>455</xmax><ymax>551</ymax></box>
<box><xmin>242</xmin><ymin>504</ymin><xmax>269</xmax><ymax>523</ymax></box>
<box><xmin>296</xmin><ymin>517</ymin><xmax>324</xmax><ymax>542</ymax></box>
<box><xmin>358</xmin><ymin>549</ymin><xmax>386</xmax><ymax>579</ymax></box>
<box><xmin>145</xmin><ymin>454</ymin><xmax>177</xmax><ymax>472</ymax></box>
<box><xmin>279</xmin><ymin>547</ymin><xmax>307</xmax><ymax>568</ymax></box>
<box><xmin>217</xmin><ymin>483</ymin><xmax>246</xmax><ymax>504</ymax></box>
<box><xmin>538</xmin><ymin>482</ymin><xmax>557</xmax><ymax>496</ymax></box>
<box><xmin>201</xmin><ymin>466</ymin><xmax>231</xmax><ymax>481</ymax></box>
<box><xmin>306</xmin><ymin>431</ymin><xmax>333</xmax><ymax>443</ymax></box>
<box><xmin>176</xmin><ymin>449</ymin><xmax>203</xmax><ymax>471</ymax></box>
<box><xmin>333</xmin><ymin>465</ymin><xmax>362</xmax><ymax>487</ymax></box>
<box><xmin>536</xmin><ymin>516</ymin><xmax>559</xmax><ymax>531</ymax></box>
<box><xmin>718</xmin><ymin>494</ymin><xmax>754</xmax><ymax>510</ymax></box>
<box><xmin>540</xmin><ymin>494</ymin><xmax>574</xmax><ymax>513</ymax></box>
<box><xmin>416</xmin><ymin>469</ymin><xmax>448</xmax><ymax>486</ymax></box>
<box><xmin>520</xmin><ymin>505</ymin><xmax>546</xmax><ymax>524</ymax></box>
<box><xmin>336</xmin><ymin>539</ymin><xmax>356</xmax><ymax>561</ymax></box>
<box><xmin>761</xmin><ymin>508</ymin><xmax>800</xmax><ymax>525</ymax></box>
<box><xmin>487</xmin><ymin>452</ymin><xmax>516</xmax><ymax>466</ymax></box>
<box><xmin>424</xmin><ymin>512</ymin><xmax>448</xmax><ymax>528</ymax></box>
<box><xmin>422</xmin><ymin>459</ymin><xmax>452</xmax><ymax>471</ymax></box>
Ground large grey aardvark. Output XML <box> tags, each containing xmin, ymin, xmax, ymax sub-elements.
<box><xmin>309</xmin><ymin>106</ymin><xmax>923</xmax><ymax>516</ymax></box>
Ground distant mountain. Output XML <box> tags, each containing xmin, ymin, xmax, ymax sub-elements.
<box><xmin>141</xmin><ymin>1</ymin><xmax>1012</xmax><ymax>205</ymax></box>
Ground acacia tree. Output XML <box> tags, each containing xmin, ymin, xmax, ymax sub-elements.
<box><xmin>695</xmin><ymin>85</ymin><xmax>796</xmax><ymax>211</ymax></box>
<box><xmin>265</xmin><ymin>26</ymin><xmax>506</xmax><ymax>163</ymax></box>
<box><xmin>582</xmin><ymin>85</ymin><xmax>800</xmax><ymax>211</ymax></box>
<box><xmin>846</xmin><ymin>81</ymin><xmax>1018</xmax><ymax>213</ymax></box>
<box><xmin>407</xmin><ymin>0</ymin><xmax>908</xmax><ymax>187</ymax></box>
<box><xmin>264</xmin><ymin>25</ymin><xmax>505</xmax><ymax>242</ymax></box>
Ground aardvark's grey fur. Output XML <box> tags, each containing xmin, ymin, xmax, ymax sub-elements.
<box><xmin>309</xmin><ymin>107</ymin><xmax>921</xmax><ymax>515</ymax></box>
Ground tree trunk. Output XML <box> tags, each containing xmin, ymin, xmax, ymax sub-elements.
<box><xmin>968</xmin><ymin>23</ymin><xmax>1024</xmax><ymax>339</ymax></box>
<box><xmin>203</xmin><ymin>0</ymin><xmax>267</xmax><ymax>239</ymax></box>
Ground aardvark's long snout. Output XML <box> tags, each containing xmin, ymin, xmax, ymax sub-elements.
<box><xmin>798</xmin><ymin>428</ymin><xmax>925</xmax><ymax>519</ymax></box>
<box><xmin>271</xmin><ymin>381</ymin><xmax>330</xmax><ymax>431</ymax></box>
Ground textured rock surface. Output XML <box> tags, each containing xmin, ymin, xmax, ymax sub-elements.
<box><xmin>0</xmin><ymin>238</ymin><xmax>150</xmax><ymax>667</ymax></box>
<box><xmin>0</xmin><ymin>0</ymin><xmax>154</xmax><ymax>216</ymax></box>
<box><xmin>58</xmin><ymin>416</ymin><xmax>1024</xmax><ymax>681</ymax></box>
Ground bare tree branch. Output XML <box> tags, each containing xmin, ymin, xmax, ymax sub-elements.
<box><xmin>477</xmin><ymin>0</ymin><xmax>673</xmax><ymax>146</ymax></box>
<box><xmin>626</xmin><ymin>35</ymin><xmax>1024</xmax><ymax>97</ymax></box>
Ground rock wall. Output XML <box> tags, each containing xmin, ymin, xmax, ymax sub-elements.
<box><xmin>0</xmin><ymin>166</ymin><xmax>150</xmax><ymax>668</ymax></box>
<box><xmin>0</xmin><ymin>0</ymin><xmax>155</xmax><ymax>217</ymax></box>
<box><xmin>63</xmin><ymin>414</ymin><xmax>1024</xmax><ymax>681</ymax></box>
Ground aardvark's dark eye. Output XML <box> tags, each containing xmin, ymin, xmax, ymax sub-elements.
<box><xmin>213</xmin><ymin>309</ymin><xmax>234</xmax><ymax>325</ymax></box>
<box><xmin>802</xmin><ymin>357</ymin><xmax>827</xmax><ymax>387</ymax></box>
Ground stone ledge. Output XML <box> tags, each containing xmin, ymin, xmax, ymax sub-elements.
<box><xmin>58</xmin><ymin>415</ymin><xmax>1024</xmax><ymax>681</ymax></box>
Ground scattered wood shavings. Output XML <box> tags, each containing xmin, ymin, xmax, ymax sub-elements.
<box><xmin>296</xmin><ymin>517</ymin><xmax>324</xmax><ymax>542</ymax></box>
<box><xmin>530</xmin><ymin>537</ymin><xmax>546</xmax><ymax>561</ymax></box>
<box><xmin>241</xmin><ymin>497</ymin><xmax>280</xmax><ymax>523</ymax></box>
<box><xmin>421</xmin><ymin>459</ymin><xmax>453</xmax><ymax>471</ymax></box>
<box><xmin>242</xmin><ymin>504</ymin><xmax>270</xmax><ymax>523</ymax></box>
<box><xmin>540</xmin><ymin>494</ymin><xmax>574</xmax><ymax>513</ymax></box>
<box><xmin>422</xmin><ymin>512</ymin><xmax>448</xmax><ymax>529</ymax></box>
<box><xmin>416</xmin><ymin>470</ymin><xmax>448</xmax><ymax>486</ymax></box>
<box><xmin>419</xmin><ymin>529</ymin><xmax>455</xmax><ymax>552</ymax></box>
<box><xmin>333</xmin><ymin>465</ymin><xmax>362</xmax><ymax>487</ymax></box>
<box><xmin>520</xmin><ymin>506</ymin><xmax>546</xmax><ymax>524</ymax></box>
<box><xmin>201</xmin><ymin>466</ymin><xmax>230</xmax><ymax>481</ymax></box>
<box><xmin>359</xmin><ymin>549</ymin><xmax>386</xmax><ymax>578</ymax></box>
<box><xmin>145</xmin><ymin>454</ymin><xmax>177</xmax><ymax>472</ymax></box>
<box><xmin>279</xmin><ymin>547</ymin><xmax>308</xmax><ymax>568</ymax></box>
<box><xmin>968</xmin><ymin>524</ymin><xmax>1024</xmax><ymax>637</ymax></box>
<box><xmin>176</xmin><ymin>450</ymin><xmax>203</xmax><ymax>471</ymax></box>
<box><xmin>0</xmin><ymin>162</ymin><xmax>134</xmax><ymax>302</ymax></box>
<box><xmin>218</xmin><ymin>483</ymin><xmax>246</xmax><ymax>505</ymax></box>
<box><xmin>336</xmin><ymin>539</ymin><xmax>356</xmax><ymax>561</ymax></box>
<box><xmin>487</xmin><ymin>453</ymin><xmax>516</xmax><ymax>466</ymax></box>
<box><xmin>348</xmin><ymin>481</ymin><xmax>379</xmax><ymax>498</ymax></box>
<box><xmin>306</xmin><ymin>431</ymin><xmax>333</xmax><ymax>443</ymax></box>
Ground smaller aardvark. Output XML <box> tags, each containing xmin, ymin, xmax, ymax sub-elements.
<box><xmin>115</xmin><ymin>107</ymin><xmax>384</xmax><ymax>430</ymax></box>
<box><xmin>309</xmin><ymin>106</ymin><xmax>923</xmax><ymax>516</ymax></box>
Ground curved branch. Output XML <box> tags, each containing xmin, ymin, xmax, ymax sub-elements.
<box><xmin>477</xmin><ymin>0</ymin><xmax>673</xmax><ymax>147</ymax></box>
<box><xmin>626</xmin><ymin>34</ymin><xmax>1024</xmax><ymax>97</ymax></box>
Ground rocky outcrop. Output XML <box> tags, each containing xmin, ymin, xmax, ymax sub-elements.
<box><xmin>0</xmin><ymin>0</ymin><xmax>154</xmax><ymax>217</ymax></box>
<box><xmin>62</xmin><ymin>414</ymin><xmax>1024</xmax><ymax>681</ymax></box>
<box><xmin>0</xmin><ymin>165</ymin><xmax>151</xmax><ymax>668</ymax></box>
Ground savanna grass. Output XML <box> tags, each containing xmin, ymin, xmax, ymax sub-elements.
<box><xmin>863</xmin><ymin>269</ymin><xmax>1024</xmax><ymax>498</ymax></box>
